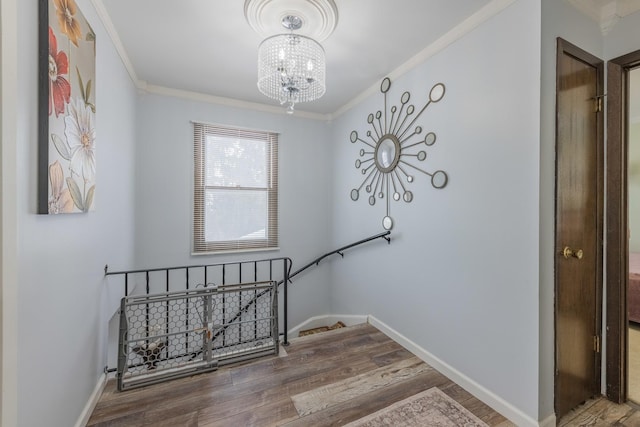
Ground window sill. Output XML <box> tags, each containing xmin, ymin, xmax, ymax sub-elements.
<box><xmin>191</xmin><ymin>247</ymin><xmax>280</xmax><ymax>256</ymax></box>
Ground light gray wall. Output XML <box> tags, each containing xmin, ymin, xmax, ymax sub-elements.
<box><xmin>330</xmin><ymin>0</ymin><xmax>542</xmax><ymax>420</ymax></box>
<box><xmin>1</xmin><ymin>0</ymin><xmax>20</xmax><ymax>425</ymax></box>
<box><xmin>133</xmin><ymin>93</ymin><xmax>333</xmax><ymax>330</ymax></box>
<box><xmin>540</xmin><ymin>0</ymin><xmax>604</xmax><ymax>420</ymax></box>
<box><xmin>14</xmin><ymin>1</ymin><xmax>137</xmax><ymax>426</ymax></box>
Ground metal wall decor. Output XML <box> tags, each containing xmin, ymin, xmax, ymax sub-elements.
<box><xmin>349</xmin><ymin>77</ymin><xmax>448</xmax><ymax>230</ymax></box>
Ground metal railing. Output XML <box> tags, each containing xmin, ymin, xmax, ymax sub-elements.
<box><xmin>287</xmin><ymin>231</ymin><xmax>391</xmax><ymax>282</ymax></box>
<box><xmin>105</xmin><ymin>231</ymin><xmax>391</xmax><ymax>385</ymax></box>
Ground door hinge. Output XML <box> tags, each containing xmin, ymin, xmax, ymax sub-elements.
<box><xmin>594</xmin><ymin>335</ymin><xmax>601</xmax><ymax>353</ymax></box>
<box><xmin>593</xmin><ymin>95</ymin><xmax>605</xmax><ymax>113</ymax></box>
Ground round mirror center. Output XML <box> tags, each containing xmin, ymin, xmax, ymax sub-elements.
<box><xmin>375</xmin><ymin>135</ymin><xmax>400</xmax><ymax>173</ymax></box>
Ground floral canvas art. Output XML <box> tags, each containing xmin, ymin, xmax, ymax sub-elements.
<box><xmin>38</xmin><ymin>0</ymin><xmax>96</xmax><ymax>214</ymax></box>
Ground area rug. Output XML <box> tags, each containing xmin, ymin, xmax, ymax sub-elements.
<box><xmin>343</xmin><ymin>387</ymin><xmax>488</xmax><ymax>427</ymax></box>
<box><xmin>298</xmin><ymin>321</ymin><xmax>346</xmax><ymax>336</ymax></box>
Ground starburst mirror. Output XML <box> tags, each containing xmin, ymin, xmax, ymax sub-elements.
<box><xmin>349</xmin><ymin>77</ymin><xmax>448</xmax><ymax>230</ymax></box>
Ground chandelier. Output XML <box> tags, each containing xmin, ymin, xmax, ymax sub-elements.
<box><xmin>257</xmin><ymin>15</ymin><xmax>326</xmax><ymax>114</ymax></box>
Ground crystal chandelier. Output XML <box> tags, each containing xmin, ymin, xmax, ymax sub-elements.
<box><xmin>257</xmin><ymin>15</ymin><xmax>326</xmax><ymax>114</ymax></box>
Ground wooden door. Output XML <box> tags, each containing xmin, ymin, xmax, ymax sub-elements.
<box><xmin>555</xmin><ymin>38</ymin><xmax>604</xmax><ymax>418</ymax></box>
<box><xmin>606</xmin><ymin>49</ymin><xmax>640</xmax><ymax>404</ymax></box>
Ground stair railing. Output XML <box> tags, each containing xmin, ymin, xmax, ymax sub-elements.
<box><xmin>104</xmin><ymin>231</ymin><xmax>391</xmax><ymax>374</ymax></box>
<box><xmin>286</xmin><ymin>231</ymin><xmax>391</xmax><ymax>284</ymax></box>
<box><xmin>207</xmin><ymin>230</ymin><xmax>391</xmax><ymax>349</ymax></box>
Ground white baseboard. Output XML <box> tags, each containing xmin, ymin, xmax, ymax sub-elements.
<box><xmin>367</xmin><ymin>315</ymin><xmax>552</xmax><ymax>427</ymax></box>
<box><xmin>75</xmin><ymin>372</ymin><xmax>107</xmax><ymax>427</ymax></box>
<box><xmin>287</xmin><ymin>314</ymin><xmax>368</xmax><ymax>338</ymax></box>
<box><xmin>538</xmin><ymin>413</ymin><xmax>557</xmax><ymax>427</ymax></box>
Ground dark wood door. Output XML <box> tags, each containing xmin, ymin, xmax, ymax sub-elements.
<box><xmin>555</xmin><ymin>38</ymin><xmax>604</xmax><ymax>418</ymax></box>
<box><xmin>606</xmin><ymin>49</ymin><xmax>640</xmax><ymax>404</ymax></box>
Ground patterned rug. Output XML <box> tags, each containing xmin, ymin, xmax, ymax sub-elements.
<box><xmin>344</xmin><ymin>387</ymin><xmax>489</xmax><ymax>427</ymax></box>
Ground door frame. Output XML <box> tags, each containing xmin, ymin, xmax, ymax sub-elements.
<box><xmin>606</xmin><ymin>49</ymin><xmax>640</xmax><ymax>404</ymax></box>
<box><xmin>554</xmin><ymin>38</ymin><xmax>605</xmax><ymax>413</ymax></box>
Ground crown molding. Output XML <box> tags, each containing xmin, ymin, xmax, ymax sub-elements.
<box><xmin>90</xmin><ymin>0</ymin><xmax>140</xmax><ymax>87</ymax></box>
<box><xmin>567</xmin><ymin>0</ymin><xmax>640</xmax><ymax>34</ymax></box>
<box><xmin>91</xmin><ymin>0</ymin><xmax>331</xmax><ymax>120</ymax></box>
<box><xmin>330</xmin><ymin>0</ymin><xmax>517</xmax><ymax>120</ymax></box>
<box><xmin>141</xmin><ymin>83</ymin><xmax>331</xmax><ymax>121</ymax></box>
<box><xmin>91</xmin><ymin>0</ymin><xmax>516</xmax><ymax>122</ymax></box>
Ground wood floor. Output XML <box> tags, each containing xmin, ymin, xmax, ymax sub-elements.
<box><xmin>87</xmin><ymin>323</ymin><xmax>513</xmax><ymax>426</ymax></box>
<box><xmin>557</xmin><ymin>397</ymin><xmax>640</xmax><ymax>426</ymax></box>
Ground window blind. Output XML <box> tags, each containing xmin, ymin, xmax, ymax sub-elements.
<box><xmin>193</xmin><ymin>122</ymin><xmax>279</xmax><ymax>253</ymax></box>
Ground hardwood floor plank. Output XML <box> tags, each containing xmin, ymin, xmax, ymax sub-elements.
<box><xmin>281</xmin><ymin>369</ymin><xmax>452</xmax><ymax>427</ymax></box>
<box><xmin>286</xmin><ymin>328</ymin><xmax>389</xmax><ymax>357</ymax></box>
<box><xmin>88</xmin><ymin>411</ymin><xmax>146</xmax><ymax>427</ymax></box>
<box><xmin>291</xmin><ymin>356</ymin><xmax>432</xmax><ymax>416</ymax></box>
<box><xmin>193</xmin><ymin>341</ymin><xmax>410</xmax><ymax>423</ymax></box>
<box><xmin>97</xmin><ymin>380</ymin><xmax>118</xmax><ymax>400</ymax></box>
<box><xmin>230</xmin><ymin>332</ymin><xmax>384</xmax><ymax>385</ymax></box>
<box><xmin>93</xmin><ymin>370</ymin><xmax>232</xmax><ymax>409</ymax></box>
<box><xmin>198</xmin><ymin>398</ymin><xmax>298</xmax><ymax>427</ymax></box>
<box><xmin>620</xmin><ymin>409</ymin><xmax>640</xmax><ymax>426</ymax></box>
<box><xmin>151</xmin><ymin>358</ymin><xmax>378</xmax><ymax>424</ymax></box>
<box><xmin>141</xmin><ymin>336</ymin><xmax>403</xmax><ymax>424</ymax></box>
<box><xmin>87</xmin><ymin>372</ymin><xmax>232</xmax><ymax>425</ymax></box>
<box><xmin>558</xmin><ymin>398</ymin><xmax>602</xmax><ymax>426</ymax></box>
<box><xmin>232</xmin><ymin>341</ymin><xmax>396</xmax><ymax>393</ymax></box>
<box><xmin>282</xmin><ymin>323</ymin><xmax>376</xmax><ymax>353</ymax></box>
<box><xmin>88</xmin><ymin>323</ymin><xmax>514</xmax><ymax>427</ymax></box>
<box><xmin>370</xmin><ymin>347</ymin><xmax>414</xmax><ymax>366</ymax></box>
<box><xmin>152</xmin><ymin>411</ymin><xmax>199</xmax><ymax>427</ymax></box>
<box><xmin>559</xmin><ymin>398</ymin><xmax>634</xmax><ymax>426</ymax></box>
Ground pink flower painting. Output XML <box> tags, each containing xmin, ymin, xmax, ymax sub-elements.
<box><xmin>48</xmin><ymin>161</ymin><xmax>74</xmax><ymax>214</ymax></box>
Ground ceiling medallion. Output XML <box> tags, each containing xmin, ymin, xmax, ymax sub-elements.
<box><xmin>244</xmin><ymin>0</ymin><xmax>338</xmax><ymax>41</ymax></box>
<box><xmin>349</xmin><ymin>77</ymin><xmax>449</xmax><ymax>231</ymax></box>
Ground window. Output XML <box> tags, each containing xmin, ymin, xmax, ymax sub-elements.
<box><xmin>193</xmin><ymin>122</ymin><xmax>278</xmax><ymax>253</ymax></box>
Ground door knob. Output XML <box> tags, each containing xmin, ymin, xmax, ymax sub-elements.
<box><xmin>562</xmin><ymin>246</ymin><xmax>583</xmax><ymax>260</ymax></box>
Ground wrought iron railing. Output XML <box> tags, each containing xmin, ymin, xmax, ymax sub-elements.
<box><xmin>287</xmin><ymin>231</ymin><xmax>391</xmax><ymax>282</ymax></box>
<box><xmin>105</xmin><ymin>231</ymin><xmax>391</xmax><ymax>383</ymax></box>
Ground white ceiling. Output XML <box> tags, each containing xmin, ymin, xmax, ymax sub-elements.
<box><xmin>94</xmin><ymin>0</ymin><xmax>495</xmax><ymax>116</ymax></box>
<box><xmin>567</xmin><ymin>0</ymin><xmax>640</xmax><ymax>33</ymax></box>
<box><xmin>95</xmin><ymin>0</ymin><xmax>640</xmax><ymax>117</ymax></box>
